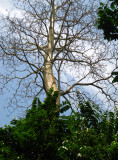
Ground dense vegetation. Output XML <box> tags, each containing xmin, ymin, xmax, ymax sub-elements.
<box><xmin>0</xmin><ymin>89</ymin><xmax>118</xmax><ymax>160</ymax></box>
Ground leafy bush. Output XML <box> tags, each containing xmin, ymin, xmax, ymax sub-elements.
<box><xmin>0</xmin><ymin>89</ymin><xmax>118</xmax><ymax>159</ymax></box>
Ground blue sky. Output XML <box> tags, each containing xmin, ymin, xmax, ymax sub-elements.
<box><xmin>0</xmin><ymin>0</ymin><xmax>18</xmax><ymax>127</ymax></box>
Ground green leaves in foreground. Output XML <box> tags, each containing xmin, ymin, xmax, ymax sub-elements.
<box><xmin>0</xmin><ymin>89</ymin><xmax>118</xmax><ymax>160</ymax></box>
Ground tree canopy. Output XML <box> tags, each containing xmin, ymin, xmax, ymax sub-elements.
<box><xmin>0</xmin><ymin>0</ymin><xmax>118</xmax><ymax>109</ymax></box>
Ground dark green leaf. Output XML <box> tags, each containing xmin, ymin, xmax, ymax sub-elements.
<box><xmin>112</xmin><ymin>75</ymin><xmax>118</xmax><ymax>83</ymax></box>
<box><xmin>111</xmin><ymin>72</ymin><xmax>118</xmax><ymax>75</ymax></box>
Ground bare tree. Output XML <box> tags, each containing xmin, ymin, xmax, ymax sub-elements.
<box><xmin>0</xmin><ymin>0</ymin><xmax>117</xmax><ymax>109</ymax></box>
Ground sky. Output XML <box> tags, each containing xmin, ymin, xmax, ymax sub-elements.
<box><xmin>0</xmin><ymin>0</ymin><xmax>12</xmax><ymax>14</ymax></box>
<box><xmin>0</xmin><ymin>0</ymin><xmax>19</xmax><ymax>127</ymax></box>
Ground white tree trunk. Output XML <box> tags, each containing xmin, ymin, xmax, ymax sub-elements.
<box><xmin>43</xmin><ymin>1</ymin><xmax>60</xmax><ymax>104</ymax></box>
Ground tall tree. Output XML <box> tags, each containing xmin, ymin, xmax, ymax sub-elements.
<box><xmin>0</xmin><ymin>0</ymin><xmax>117</xmax><ymax>108</ymax></box>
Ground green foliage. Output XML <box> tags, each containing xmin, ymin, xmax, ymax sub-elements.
<box><xmin>0</xmin><ymin>89</ymin><xmax>118</xmax><ymax>160</ymax></box>
<box><xmin>96</xmin><ymin>0</ymin><xmax>118</xmax><ymax>41</ymax></box>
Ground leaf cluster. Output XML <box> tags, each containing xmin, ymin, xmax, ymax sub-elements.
<box><xmin>0</xmin><ymin>89</ymin><xmax>118</xmax><ymax>160</ymax></box>
<box><xmin>96</xmin><ymin>0</ymin><xmax>118</xmax><ymax>41</ymax></box>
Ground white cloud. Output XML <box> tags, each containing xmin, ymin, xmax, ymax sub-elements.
<box><xmin>0</xmin><ymin>0</ymin><xmax>12</xmax><ymax>15</ymax></box>
<box><xmin>0</xmin><ymin>0</ymin><xmax>23</xmax><ymax>18</ymax></box>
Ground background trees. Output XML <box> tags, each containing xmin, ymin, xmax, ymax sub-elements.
<box><xmin>0</xmin><ymin>0</ymin><xmax>118</xmax><ymax>109</ymax></box>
